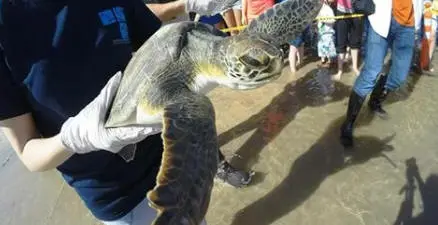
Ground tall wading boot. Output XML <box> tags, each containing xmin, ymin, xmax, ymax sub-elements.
<box><xmin>368</xmin><ymin>74</ymin><xmax>390</xmax><ymax>119</ymax></box>
<box><xmin>340</xmin><ymin>91</ymin><xmax>365</xmax><ymax>148</ymax></box>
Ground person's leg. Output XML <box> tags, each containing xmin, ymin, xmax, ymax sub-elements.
<box><xmin>350</xmin><ymin>49</ymin><xmax>360</xmax><ymax>75</ymax></box>
<box><xmin>102</xmin><ymin>197</ymin><xmax>209</xmax><ymax>225</ymax></box>
<box><xmin>290</xmin><ymin>28</ymin><xmax>306</xmax><ymax>72</ymax></box>
<box><xmin>233</xmin><ymin>5</ymin><xmax>242</xmax><ymax>29</ymax></box>
<box><xmin>334</xmin><ymin>11</ymin><xmax>348</xmax><ymax>80</ymax></box>
<box><xmin>345</xmin><ymin>46</ymin><xmax>351</xmax><ymax>62</ymax></box>
<box><xmin>317</xmin><ymin>30</ymin><xmax>324</xmax><ymax>61</ymax></box>
<box><xmin>234</xmin><ymin>10</ymin><xmax>242</xmax><ymax>28</ymax></box>
<box><xmin>222</xmin><ymin>9</ymin><xmax>238</xmax><ymax>35</ymax></box>
<box><xmin>101</xmin><ymin>198</ymin><xmax>157</xmax><ymax>225</ymax></box>
<box><xmin>428</xmin><ymin>17</ymin><xmax>437</xmax><ymax>70</ymax></box>
<box><xmin>230</xmin><ymin>0</ymin><xmax>242</xmax><ymax>33</ymax></box>
<box><xmin>102</xmin><ymin>212</ymin><xmax>135</xmax><ymax>225</ymax></box>
<box><xmin>297</xmin><ymin>44</ymin><xmax>304</xmax><ymax>65</ymax></box>
<box><xmin>340</xmin><ymin>19</ymin><xmax>389</xmax><ymax>148</ymax></box>
<box><xmin>382</xmin><ymin>19</ymin><xmax>415</xmax><ymax>96</ymax></box>
<box><xmin>350</xmin><ymin>17</ymin><xmax>364</xmax><ymax>75</ymax></box>
<box><xmin>327</xmin><ymin>56</ymin><xmax>332</xmax><ymax>65</ymax></box>
<box><xmin>429</xmin><ymin>32</ymin><xmax>436</xmax><ymax>64</ymax></box>
<box><xmin>369</xmin><ymin>19</ymin><xmax>415</xmax><ymax>119</ymax></box>
<box><xmin>288</xmin><ymin>44</ymin><xmax>299</xmax><ymax>73</ymax></box>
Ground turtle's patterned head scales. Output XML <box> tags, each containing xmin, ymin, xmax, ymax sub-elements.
<box><xmin>222</xmin><ymin>33</ymin><xmax>284</xmax><ymax>90</ymax></box>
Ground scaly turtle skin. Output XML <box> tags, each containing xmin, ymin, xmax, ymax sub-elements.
<box><xmin>104</xmin><ymin>0</ymin><xmax>322</xmax><ymax>224</ymax></box>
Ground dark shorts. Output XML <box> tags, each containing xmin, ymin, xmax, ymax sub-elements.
<box><xmin>290</xmin><ymin>26</ymin><xmax>310</xmax><ymax>47</ymax></box>
<box><xmin>335</xmin><ymin>10</ymin><xmax>364</xmax><ymax>53</ymax></box>
<box><xmin>199</xmin><ymin>14</ymin><xmax>223</xmax><ymax>25</ymax></box>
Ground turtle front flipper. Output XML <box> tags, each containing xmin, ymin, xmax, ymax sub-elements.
<box><xmin>147</xmin><ymin>91</ymin><xmax>219</xmax><ymax>225</ymax></box>
<box><xmin>244</xmin><ymin>0</ymin><xmax>323</xmax><ymax>45</ymax></box>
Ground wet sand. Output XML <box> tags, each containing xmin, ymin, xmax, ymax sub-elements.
<box><xmin>1</xmin><ymin>51</ymin><xmax>437</xmax><ymax>225</ymax></box>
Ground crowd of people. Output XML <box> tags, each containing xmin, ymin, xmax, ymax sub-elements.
<box><xmin>197</xmin><ymin>0</ymin><xmax>437</xmax><ymax>79</ymax></box>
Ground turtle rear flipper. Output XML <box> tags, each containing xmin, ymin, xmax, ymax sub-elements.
<box><xmin>148</xmin><ymin>92</ymin><xmax>218</xmax><ymax>225</ymax></box>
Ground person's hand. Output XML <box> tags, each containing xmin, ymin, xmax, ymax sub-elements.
<box><xmin>60</xmin><ymin>72</ymin><xmax>156</xmax><ymax>154</ymax></box>
<box><xmin>184</xmin><ymin>0</ymin><xmax>238</xmax><ymax>15</ymax></box>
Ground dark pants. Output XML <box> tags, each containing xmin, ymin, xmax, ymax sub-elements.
<box><xmin>335</xmin><ymin>10</ymin><xmax>364</xmax><ymax>53</ymax></box>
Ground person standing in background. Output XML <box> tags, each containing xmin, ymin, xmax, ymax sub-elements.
<box><xmin>221</xmin><ymin>2</ymin><xmax>243</xmax><ymax>36</ymax></box>
<box><xmin>241</xmin><ymin>0</ymin><xmax>274</xmax><ymax>25</ymax></box>
<box><xmin>340</xmin><ymin>0</ymin><xmax>423</xmax><ymax>148</ymax></box>
<box><xmin>422</xmin><ymin>0</ymin><xmax>437</xmax><ymax>71</ymax></box>
<box><xmin>317</xmin><ymin>0</ymin><xmax>337</xmax><ymax>68</ymax></box>
<box><xmin>288</xmin><ymin>26</ymin><xmax>309</xmax><ymax>73</ymax></box>
<box><xmin>332</xmin><ymin>0</ymin><xmax>363</xmax><ymax>80</ymax></box>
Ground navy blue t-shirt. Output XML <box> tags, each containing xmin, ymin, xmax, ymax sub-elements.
<box><xmin>0</xmin><ymin>0</ymin><xmax>164</xmax><ymax>221</ymax></box>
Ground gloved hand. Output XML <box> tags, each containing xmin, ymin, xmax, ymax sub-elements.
<box><xmin>184</xmin><ymin>0</ymin><xmax>239</xmax><ymax>16</ymax></box>
<box><xmin>60</xmin><ymin>71</ymin><xmax>156</xmax><ymax>154</ymax></box>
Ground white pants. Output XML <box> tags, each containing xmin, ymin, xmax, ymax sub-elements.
<box><xmin>102</xmin><ymin>198</ymin><xmax>207</xmax><ymax>225</ymax></box>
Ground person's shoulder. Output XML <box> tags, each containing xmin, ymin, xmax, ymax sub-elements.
<box><xmin>0</xmin><ymin>0</ymin><xmax>66</xmax><ymax>11</ymax></box>
<box><xmin>0</xmin><ymin>0</ymin><xmax>67</xmax><ymax>23</ymax></box>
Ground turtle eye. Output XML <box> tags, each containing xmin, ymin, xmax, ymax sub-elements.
<box><xmin>239</xmin><ymin>55</ymin><xmax>262</xmax><ymax>67</ymax></box>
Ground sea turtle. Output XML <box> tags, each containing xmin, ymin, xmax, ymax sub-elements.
<box><xmin>104</xmin><ymin>0</ymin><xmax>322</xmax><ymax>224</ymax></box>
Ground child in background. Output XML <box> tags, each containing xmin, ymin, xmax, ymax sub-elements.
<box><xmin>429</xmin><ymin>0</ymin><xmax>437</xmax><ymax>70</ymax></box>
<box><xmin>422</xmin><ymin>0</ymin><xmax>437</xmax><ymax>71</ymax></box>
<box><xmin>270</xmin><ymin>0</ymin><xmax>307</xmax><ymax>73</ymax></box>
<box><xmin>332</xmin><ymin>0</ymin><xmax>363</xmax><ymax>80</ymax></box>
<box><xmin>317</xmin><ymin>1</ymin><xmax>337</xmax><ymax>68</ymax></box>
<box><xmin>288</xmin><ymin>26</ymin><xmax>309</xmax><ymax>73</ymax></box>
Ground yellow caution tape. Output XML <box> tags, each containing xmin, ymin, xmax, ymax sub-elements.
<box><xmin>220</xmin><ymin>25</ymin><xmax>247</xmax><ymax>33</ymax></box>
<box><xmin>219</xmin><ymin>9</ymin><xmax>437</xmax><ymax>33</ymax></box>
<box><xmin>315</xmin><ymin>13</ymin><xmax>364</xmax><ymax>21</ymax></box>
<box><xmin>220</xmin><ymin>14</ymin><xmax>365</xmax><ymax>32</ymax></box>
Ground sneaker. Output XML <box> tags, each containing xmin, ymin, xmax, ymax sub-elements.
<box><xmin>215</xmin><ymin>161</ymin><xmax>254</xmax><ymax>188</ymax></box>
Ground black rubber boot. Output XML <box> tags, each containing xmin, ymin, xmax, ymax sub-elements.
<box><xmin>368</xmin><ymin>74</ymin><xmax>390</xmax><ymax>119</ymax></box>
<box><xmin>340</xmin><ymin>91</ymin><xmax>365</xmax><ymax>148</ymax></box>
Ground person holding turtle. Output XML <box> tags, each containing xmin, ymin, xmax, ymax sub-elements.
<box><xmin>0</xmin><ymin>0</ymin><xmax>252</xmax><ymax>224</ymax></box>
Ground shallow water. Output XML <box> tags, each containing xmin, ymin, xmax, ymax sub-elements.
<box><xmin>0</xmin><ymin>51</ymin><xmax>437</xmax><ymax>225</ymax></box>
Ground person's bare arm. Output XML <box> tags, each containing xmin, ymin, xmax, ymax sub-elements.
<box><xmin>0</xmin><ymin>113</ymin><xmax>73</xmax><ymax>172</ymax></box>
<box><xmin>146</xmin><ymin>0</ymin><xmax>186</xmax><ymax>22</ymax></box>
<box><xmin>0</xmin><ymin>72</ymin><xmax>153</xmax><ymax>173</ymax></box>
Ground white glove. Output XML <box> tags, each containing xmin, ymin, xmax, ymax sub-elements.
<box><xmin>60</xmin><ymin>71</ymin><xmax>155</xmax><ymax>154</ymax></box>
<box><xmin>184</xmin><ymin>0</ymin><xmax>238</xmax><ymax>16</ymax></box>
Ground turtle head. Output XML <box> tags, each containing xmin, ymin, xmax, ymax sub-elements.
<box><xmin>222</xmin><ymin>33</ymin><xmax>284</xmax><ymax>90</ymax></box>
